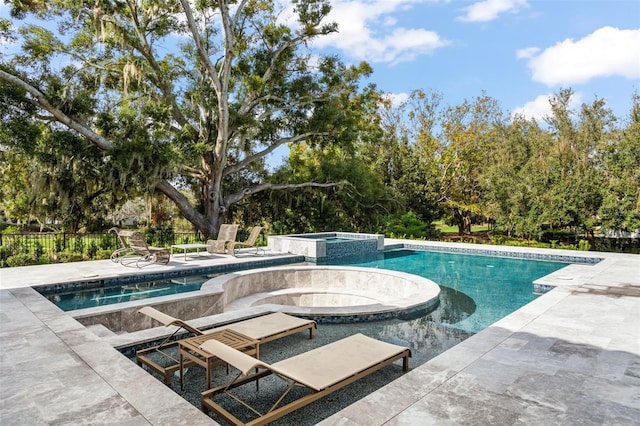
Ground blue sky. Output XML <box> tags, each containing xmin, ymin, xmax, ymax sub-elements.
<box><xmin>2</xmin><ymin>1</ymin><xmax>638</xmax><ymax>136</ymax></box>
<box><xmin>302</xmin><ymin>0</ymin><xmax>640</xmax><ymax>121</ymax></box>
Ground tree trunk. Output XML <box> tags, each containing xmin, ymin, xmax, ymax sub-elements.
<box><xmin>453</xmin><ymin>207</ymin><xmax>473</xmax><ymax>235</ymax></box>
<box><xmin>155</xmin><ymin>180</ymin><xmax>222</xmax><ymax>237</ymax></box>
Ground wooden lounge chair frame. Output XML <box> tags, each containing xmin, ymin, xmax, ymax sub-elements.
<box><xmin>228</xmin><ymin>226</ymin><xmax>264</xmax><ymax>256</ymax></box>
<box><xmin>135</xmin><ymin>306</ymin><xmax>202</xmax><ymax>384</ymax></box>
<box><xmin>199</xmin><ymin>333</ymin><xmax>411</xmax><ymax>426</ymax></box>
<box><xmin>207</xmin><ymin>224</ymin><xmax>239</xmax><ymax>254</ymax></box>
<box><xmin>135</xmin><ymin>307</ymin><xmax>317</xmax><ymax>385</ymax></box>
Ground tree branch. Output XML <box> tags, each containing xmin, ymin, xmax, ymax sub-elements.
<box><xmin>0</xmin><ymin>69</ymin><xmax>114</xmax><ymax>151</ymax></box>
<box><xmin>224</xmin><ymin>131</ymin><xmax>329</xmax><ymax>176</ymax></box>
<box><xmin>118</xmin><ymin>4</ymin><xmax>190</xmax><ymax>129</ymax></box>
<box><xmin>225</xmin><ymin>180</ymin><xmax>350</xmax><ymax>206</ymax></box>
<box><xmin>179</xmin><ymin>0</ymin><xmax>222</xmax><ymax>93</ymax></box>
<box><xmin>154</xmin><ymin>180</ymin><xmax>208</xmax><ymax>232</ymax></box>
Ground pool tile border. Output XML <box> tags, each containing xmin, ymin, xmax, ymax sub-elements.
<box><xmin>34</xmin><ymin>255</ymin><xmax>305</xmax><ymax>296</ymax></box>
<box><xmin>397</xmin><ymin>242</ymin><xmax>603</xmax><ymax>264</ymax></box>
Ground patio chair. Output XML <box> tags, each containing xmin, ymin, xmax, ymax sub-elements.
<box><xmin>227</xmin><ymin>226</ymin><xmax>264</xmax><ymax>256</ymax></box>
<box><xmin>206</xmin><ymin>224</ymin><xmax>239</xmax><ymax>254</ymax></box>
<box><xmin>135</xmin><ymin>307</ymin><xmax>316</xmax><ymax>386</ymax></box>
<box><xmin>123</xmin><ymin>231</ymin><xmax>170</xmax><ymax>268</ymax></box>
<box><xmin>199</xmin><ymin>333</ymin><xmax>411</xmax><ymax>425</ymax></box>
<box><xmin>109</xmin><ymin>227</ymin><xmax>136</xmax><ymax>263</ymax></box>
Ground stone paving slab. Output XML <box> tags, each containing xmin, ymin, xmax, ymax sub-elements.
<box><xmin>1</xmin><ymin>243</ymin><xmax>639</xmax><ymax>425</ymax></box>
<box><xmin>320</xmin><ymin>249</ymin><xmax>640</xmax><ymax>425</ymax></box>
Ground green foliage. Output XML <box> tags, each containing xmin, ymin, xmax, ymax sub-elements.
<box><xmin>54</xmin><ymin>237</ymin><xmax>64</xmax><ymax>253</ymax></box>
<box><xmin>5</xmin><ymin>253</ymin><xmax>42</xmax><ymax>267</ymax></box>
<box><xmin>87</xmin><ymin>241</ymin><xmax>98</xmax><ymax>258</ymax></box>
<box><xmin>2</xmin><ymin>225</ymin><xmax>23</xmax><ymax>234</ymax></box>
<box><xmin>55</xmin><ymin>251</ymin><xmax>85</xmax><ymax>263</ymax></box>
<box><xmin>597</xmin><ymin>93</ymin><xmax>640</xmax><ymax>233</ymax></box>
<box><xmin>72</xmin><ymin>236</ymin><xmax>84</xmax><ymax>254</ymax></box>
<box><xmin>1</xmin><ymin>0</ymin><xmax>637</xmax><ymax>250</ymax></box>
<box><xmin>33</xmin><ymin>240</ymin><xmax>44</xmax><ymax>258</ymax></box>
<box><xmin>262</xmin><ymin>141</ymin><xmax>397</xmax><ymax>233</ymax></box>
<box><xmin>382</xmin><ymin>212</ymin><xmax>436</xmax><ymax>239</ymax></box>
<box><xmin>146</xmin><ymin>227</ymin><xmax>175</xmax><ymax>247</ymax></box>
<box><xmin>1</xmin><ymin>0</ymin><xmax>372</xmax><ymax>237</ymax></box>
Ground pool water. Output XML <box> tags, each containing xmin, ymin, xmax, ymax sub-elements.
<box><xmin>43</xmin><ymin>249</ymin><xmax>568</xmax><ymax>325</ymax></box>
<box><xmin>44</xmin><ymin>275</ymin><xmax>211</xmax><ymax>311</ymax></box>
<box><xmin>330</xmin><ymin>249</ymin><xmax>569</xmax><ymax>333</ymax></box>
<box><xmin>123</xmin><ymin>249</ymin><xmax>570</xmax><ymax>424</ymax></box>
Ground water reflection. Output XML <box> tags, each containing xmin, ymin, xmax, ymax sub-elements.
<box><xmin>428</xmin><ymin>286</ymin><xmax>476</xmax><ymax>325</ymax></box>
<box><xmin>376</xmin><ymin>286</ymin><xmax>475</xmax><ymax>362</ymax></box>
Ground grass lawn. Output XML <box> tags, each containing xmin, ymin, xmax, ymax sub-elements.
<box><xmin>434</xmin><ymin>221</ymin><xmax>490</xmax><ymax>234</ymax></box>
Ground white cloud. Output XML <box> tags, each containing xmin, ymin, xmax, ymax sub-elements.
<box><xmin>457</xmin><ymin>0</ymin><xmax>528</xmax><ymax>23</ymax></box>
<box><xmin>523</xmin><ymin>26</ymin><xmax>640</xmax><ymax>86</ymax></box>
<box><xmin>309</xmin><ymin>0</ymin><xmax>449</xmax><ymax>64</ymax></box>
<box><xmin>515</xmin><ymin>47</ymin><xmax>539</xmax><ymax>60</ymax></box>
<box><xmin>512</xmin><ymin>92</ymin><xmax>583</xmax><ymax>121</ymax></box>
<box><xmin>383</xmin><ymin>92</ymin><xmax>410</xmax><ymax>107</ymax></box>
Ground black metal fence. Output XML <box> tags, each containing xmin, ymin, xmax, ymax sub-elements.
<box><xmin>0</xmin><ymin>229</ymin><xmax>203</xmax><ymax>267</ymax></box>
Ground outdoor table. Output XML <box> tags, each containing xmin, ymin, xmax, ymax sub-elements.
<box><xmin>179</xmin><ymin>329</ymin><xmax>259</xmax><ymax>390</ymax></box>
<box><xmin>171</xmin><ymin>243</ymin><xmax>211</xmax><ymax>260</ymax></box>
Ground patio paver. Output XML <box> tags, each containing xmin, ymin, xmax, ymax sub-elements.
<box><xmin>1</xmin><ymin>242</ymin><xmax>639</xmax><ymax>425</ymax></box>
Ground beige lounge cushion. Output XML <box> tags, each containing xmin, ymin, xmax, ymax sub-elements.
<box><xmin>138</xmin><ymin>306</ymin><xmax>180</xmax><ymax>327</ymax></box>
<box><xmin>271</xmin><ymin>333</ymin><xmax>406</xmax><ymax>391</ymax></box>
<box><xmin>220</xmin><ymin>312</ymin><xmax>314</xmax><ymax>340</ymax></box>
<box><xmin>200</xmin><ymin>333</ymin><xmax>408</xmax><ymax>391</ymax></box>
<box><xmin>200</xmin><ymin>339</ymin><xmax>268</xmax><ymax>375</ymax></box>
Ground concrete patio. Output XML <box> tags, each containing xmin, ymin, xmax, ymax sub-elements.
<box><xmin>1</xmin><ymin>241</ymin><xmax>638</xmax><ymax>425</ymax></box>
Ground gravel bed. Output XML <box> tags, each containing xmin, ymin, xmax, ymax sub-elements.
<box><xmin>132</xmin><ymin>316</ymin><xmax>471</xmax><ymax>425</ymax></box>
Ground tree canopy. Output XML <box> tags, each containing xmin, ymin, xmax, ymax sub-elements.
<box><xmin>1</xmin><ymin>1</ymin><xmax>638</xmax><ymax>246</ymax></box>
<box><xmin>1</xmin><ymin>0</ymin><xmax>372</xmax><ymax>236</ymax></box>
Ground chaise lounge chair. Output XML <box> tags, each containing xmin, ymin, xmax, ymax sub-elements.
<box><xmin>207</xmin><ymin>224</ymin><xmax>239</xmax><ymax>255</ymax></box>
<box><xmin>199</xmin><ymin>333</ymin><xmax>411</xmax><ymax>426</ymax></box>
<box><xmin>135</xmin><ymin>307</ymin><xmax>317</xmax><ymax>386</ymax></box>
<box><xmin>109</xmin><ymin>227</ymin><xmax>136</xmax><ymax>263</ymax></box>
<box><xmin>125</xmin><ymin>231</ymin><xmax>170</xmax><ymax>267</ymax></box>
<box><xmin>228</xmin><ymin>226</ymin><xmax>264</xmax><ymax>256</ymax></box>
<box><xmin>110</xmin><ymin>228</ymin><xmax>170</xmax><ymax>267</ymax></box>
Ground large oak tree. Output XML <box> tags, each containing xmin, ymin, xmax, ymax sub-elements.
<box><xmin>1</xmin><ymin>0</ymin><xmax>371</xmax><ymax>236</ymax></box>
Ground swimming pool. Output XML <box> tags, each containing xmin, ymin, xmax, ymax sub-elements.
<box><xmin>329</xmin><ymin>249</ymin><xmax>569</xmax><ymax>333</ymax></box>
<box><xmin>119</xmin><ymin>248</ymin><xmax>571</xmax><ymax>424</ymax></box>
<box><xmin>43</xmin><ymin>248</ymin><xmax>568</xmax><ymax>333</ymax></box>
<box><xmin>42</xmin><ymin>274</ymin><xmax>214</xmax><ymax>311</ymax></box>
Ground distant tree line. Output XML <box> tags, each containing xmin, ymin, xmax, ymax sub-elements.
<box><xmin>0</xmin><ymin>1</ymin><xmax>638</xmax><ymax>249</ymax></box>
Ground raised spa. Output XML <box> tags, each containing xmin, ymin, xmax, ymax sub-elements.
<box><xmin>267</xmin><ymin>232</ymin><xmax>384</xmax><ymax>261</ymax></box>
<box><xmin>202</xmin><ymin>265</ymin><xmax>441</xmax><ymax>323</ymax></box>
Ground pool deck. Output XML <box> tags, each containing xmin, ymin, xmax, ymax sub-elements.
<box><xmin>1</xmin><ymin>242</ymin><xmax>639</xmax><ymax>424</ymax></box>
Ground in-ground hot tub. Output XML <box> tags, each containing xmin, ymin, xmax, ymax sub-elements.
<box><xmin>202</xmin><ymin>265</ymin><xmax>441</xmax><ymax>323</ymax></box>
<box><xmin>267</xmin><ymin>232</ymin><xmax>384</xmax><ymax>261</ymax></box>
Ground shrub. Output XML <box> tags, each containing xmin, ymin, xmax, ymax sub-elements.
<box><xmin>100</xmin><ymin>234</ymin><xmax>114</xmax><ymax>250</ymax></box>
<box><xmin>56</xmin><ymin>251</ymin><xmax>85</xmax><ymax>262</ymax></box>
<box><xmin>578</xmin><ymin>240</ymin><xmax>590</xmax><ymax>251</ymax></box>
<box><xmin>54</xmin><ymin>237</ymin><xmax>64</xmax><ymax>253</ymax></box>
<box><xmin>73</xmin><ymin>236</ymin><xmax>84</xmax><ymax>254</ymax></box>
<box><xmin>382</xmin><ymin>212</ymin><xmax>437</xmax><ymax>239</ymax></box>
<box><xmin>33</xmin><ymin>241</ymin><xmax>44</xmax><ymax>259</ymax></box>
<box><xmin>87</xmin><ymin>241</ymin><xmax>99</xmax><ymax>258</ymax></box>
<box><xmin>94</xmin><ymin>249</ymin><xmax>113</xmax><ymax>260</ymax></box>
<box><xmin>6</xmin><ymin>253</ymin><xmax>41</xmax><ymax>267</ymax></box>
